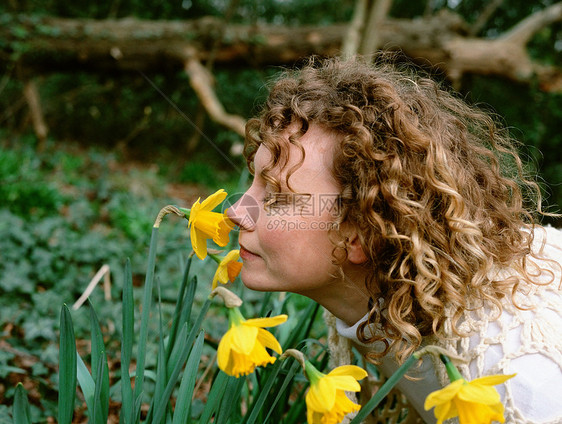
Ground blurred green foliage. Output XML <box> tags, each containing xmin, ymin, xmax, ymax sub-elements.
<box><xmin>0</xmin><ymin>136</ymin><xmax>198</xmax><ymax>420</ymax></box>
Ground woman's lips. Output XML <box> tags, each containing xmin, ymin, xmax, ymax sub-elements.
<box><xmin>239</xmin><ymin>246</ymin><xmax>260</xmax><ymax>260</ymax></box>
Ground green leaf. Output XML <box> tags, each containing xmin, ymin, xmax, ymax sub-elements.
<box><xmin>89</xmin><ymin>301</ymin><xmax>109</xmax><ymax>423</ymax></box>
<box><xmin>215</xmin><ymin>375</ymin><xmax>245</xmax><ymax>422</ymax></box>
<box><xmin>13</xmin><ymin>383</ymin><xmax>31</xmax><ymax>424</ymax></box>
<box><xmin>92</xmin><ymin>355</ymin><xmax>107</xmax><ymax>424</ymax></box>
<box><xmin>58</xmin><ymin>305</ymin><xmax>77</xmax><ymax>424</ymax></box>
<box><xmin>166</xmin><ymin>324</ymin><xmax>188</xmax><ymax>378</ymax></box>
<box><xmin>198</xmin><ymin>371</ymin><xmax>229</xmax><ymax>423</ymax></box>
<box><xmin>184</xmin><ymin>298</ymin><xmax>211</xmax><ymax>357</ymax></box>
<box><xmin>262</xmin><ymin>360</ymin><xmax>302</xmax><ymax>423</ymax></box>
<box><xmin>152</xmin><ymin>297</ymin><xmax>212</xmax><ymax>423</ymax></box>
<box><xmin>120</xmin><ymin>258</ymin><xmax>134</xmax><ymax>424</ymax></box>
<box><xmin>176</xmin><ymin>276</ymin><xmax>198</xmax><ymax>340</ymax></box>
<box><xmin>172</xmin><ymin>331</ymin><xmax>205</xmax><ymax>424</ymax></box>
<box><xmin>284</xmin><ymin>301</ymin><xmax>320</xmax><ymax>348</ymax></box>
<box><xmin>349</xmin><ymin>354</ymin><xmax>418</xmax><ymax>423</ymax></box>
<box><xmin>76</xmin><ymin>354</ymin><xmax>95</xmax><ymax>413</ymax></box>
<box><xmin>146</xmin><ymin>280</ymin><xmax>168</xmax><ymax>424</ymax></box>
<box><xmin>166</xmin><ymin>255</ymin><xmax>193</xmax><ymax>359</ymax></box>
<box><xmin>133</xmin><ymin>226</ymin><xmax>159</xmax><ymax>414</ymax></box>
<box><xmin>243</xmin><ymin>358</ymin><xmax>302</xmax><ymax>424</ymax></box>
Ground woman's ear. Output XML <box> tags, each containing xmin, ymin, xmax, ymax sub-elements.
<box><xmin>346</xmin><ymin>231</ymin><xmax>368</xmax><ymax>264</ymax></box>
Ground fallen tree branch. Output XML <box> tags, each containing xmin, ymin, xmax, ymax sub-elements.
<box><xmin>184</xmin><ymin>55</ymin><xmax>246</xmax><ymax>137</ymax></box>
<box><xmin>501</xmin><ymin>1</ymin><xmax>562</xmax><ymax>44</ymax></box>
<box><xmin>2</xmin><ymin>7</ymin><xmax>562</xmax><ymax>92</ymax></box>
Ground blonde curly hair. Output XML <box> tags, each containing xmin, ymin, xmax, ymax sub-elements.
<box><xmin>244</xmin><ymin>55</ymin><xmax>556</xmax><ymax>363</ymax></box>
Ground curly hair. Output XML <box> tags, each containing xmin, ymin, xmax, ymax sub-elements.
<box><xmin>243</xmin><ymin>55</ymin><xmax>557</xmax><ymax>363</ymax></box>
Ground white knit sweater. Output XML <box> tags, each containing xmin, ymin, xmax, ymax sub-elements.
<box><xmin>335</xmin><ymin>226</ymin><xmax>562</xmax><ymax>424</ymax></box>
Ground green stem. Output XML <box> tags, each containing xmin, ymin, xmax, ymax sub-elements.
<box><xmin>349</xmin><ymin>354</ymin><xmax>418</xmax><ymax>423</ymax></box>
<box><xmin>209</xmin><ymin>253</ymin><xmax>222</xmax><ymax>264</ymax></box>
<box><xmin>440</xmin><ymin>354</ymin><xmax>464</xmax><ymax>382</ymax></box>
<box><xmin>178</xmin><ymin>207</ymin><xmax>191</xmax><ymax>219</ymax></box>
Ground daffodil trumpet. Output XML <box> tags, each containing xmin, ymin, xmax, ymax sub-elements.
<box><xmin>210</xmin><ymin>250</ymin><xmax>243</xmax><ymax>289</ymax></box>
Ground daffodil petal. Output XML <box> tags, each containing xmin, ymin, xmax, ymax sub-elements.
<box><xmin>306</xmin><ymin>377</ymin><xmax>336</xmax><ymax>413</ymax></box>
<box><xmin>211</xmin><ymin>273</ymin><xmax>220</xmax><ymax>290</ymax></box>
<box><xmin>307</xmin><ymin>408</ymin><xmax>323</xmax><ymax>424</ymax></box>
<box><xmin>433</xmin><ymin>401</ymin><xmax>457</xmax><ymax>424</ymax></box>
<box><xmin>327</xmin><ymin>365</ymin><xmax>368</xmax><ymax>380</ymax></box>
<box><xmin>188</xmin><ymin>199</ymin><xmax>201</xmax><ymax>227</ymax></box>
<box><xmin>200</xmin><ymin>189</ymin><xmax>227</xmax><ymax>211</ymax></box>
<box><xmin>471</xmin><ymin>373</ymin><xmax>516</xmax><ymax>386</ymax></box>
<box><xmin>217</xmin><ymin>330</ymin><xmax>234</xmax><ymax>372</ymax></box>
<box><xmin>256</xmin><ymin>328</ymin><xmax>283</xmax><ymax>354</ymax></box>
<box><xmin>211</xmin><ymin>250</ymin><xmax>241</xmax><ymax>289</ymax></box>
<box><xmin>424</xmin><ymin>379</ymin><xmax>464</xmax><ymax>410</ymax></box>
<box><xmin>223</xmin><ymin>249</ymin><xmax>240</xmax><ymax>262</ymax></box>
<box><xmin>305</xmin><ymin>365</ymin><xmax>366</xmax><ymax>424</ymax></box>
<box><xmin>334</xmin><ymin>390</ymin><xmax>361</xmax><ymax>410</ymax></box>
<box><xmin>212</xmin><ymin>264</ymin><xmax>228</xmax><ymax>290</ymax></box>
<box><xmin>217</xmin><ymin>266</ymin><xmax>229</xmax><ymax>284</ymax></box>
<box><xmin>456</xmin><ymin>398</ymin><xmax>505</xmax><ymax>424</ymax></box>
<box><xmin>191</xmin><ymin>226</ymin><xmax>208</xmax><ymax>260</ymax></box>
<box><xmin>230</xmin><ymin>324</ymin><xmax>258</xmax><ymax>355</ymax></box>
<box><xmin>244</xmin><ymin>314</ymin><xmax>288</xmax><ymax>327</ymax></box>
<box><xmin>248</xmin><ymin>341</ymin><xmax>276</xmax><ymax>367</ymax></box>
<box><xmin>458</xmin><ymin>383</ymin><xmax>500</xmax><ymax>404</ymax></box>
<box><xmin>327</xmin><ymin>375</ymin><xmax>362</xmax><ymax>392</ymax></box>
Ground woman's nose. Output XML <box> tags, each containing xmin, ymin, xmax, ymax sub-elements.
<box><xmin>226</xmin><ymin>193</ymin><xmax>260</xmax><ymax>230</ymax></box>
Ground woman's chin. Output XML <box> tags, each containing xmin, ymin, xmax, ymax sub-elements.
<box><xmin>240</xmin><ymin>271</ymin><xmax>277</xmax><ymax>292</ymax></box>
<box><xmin>241</xmin><ymin>276</ymin><xmax>269</xmax><ymax>292</ymax></box>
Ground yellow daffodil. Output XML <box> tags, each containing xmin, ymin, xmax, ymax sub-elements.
<box><xmin>217</xmin><ymin>307</ymin><xmax>287</xmax><ymax>377</ymax></box>
<box><xmin>186</xmin><ymin>189</ymin><xmax>234</xmax><ymax>260</ymax></box>
<box><xmin>210</xmin><ymin>250</ymin><xmax>243</xmax><ymax>290</ymax></box>
<box><xmin>305</xmin><ymin>361</ymin><xmax>367</xmax><ymax>424</ymax></box>
<box><xmin>425</xmin><ymin>355</ymin><xmax>515</xmax><ymax>424</ymax></box>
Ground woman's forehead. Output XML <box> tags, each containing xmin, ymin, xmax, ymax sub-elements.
<box><xmin>254</xmin><ymin>125</ymin><xmax>339</xmax><ymax>190</ymax></box>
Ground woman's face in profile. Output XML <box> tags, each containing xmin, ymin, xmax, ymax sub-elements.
<box><xmin>227</xmin><ymin>125</ymin><xmax>344</xmax><ymax>300</ymax></box>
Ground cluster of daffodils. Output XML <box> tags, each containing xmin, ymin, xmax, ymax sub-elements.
<box><xmin>178</xmin><ymin>189</ymin><xmax>516</xmax><ymax>424</ymax></box>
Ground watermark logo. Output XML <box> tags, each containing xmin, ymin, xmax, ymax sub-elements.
<box><xmin>223</xmin><ymin>192</ymin><xmax>342</xmax><ymax>230</ymax></box>
<box><xmin>223</xmin><ymin>192</ymin><xmax>261</xmax><ymax>228</ymax></box>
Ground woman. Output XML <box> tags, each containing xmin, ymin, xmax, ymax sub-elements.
<box><xmin>226</xmin><ymin>56</ymin><xmax>562</xmax><ymax>423</ymax></box>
